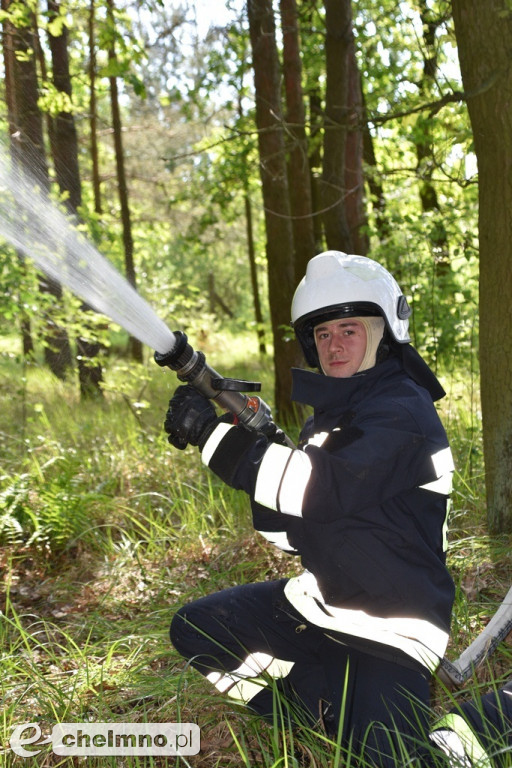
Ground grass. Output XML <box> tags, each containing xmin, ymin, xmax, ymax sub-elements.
<box><xmin>0</xmin><ymin>331</ymin><xmax>511</xmax><ymax>766</ymax></box>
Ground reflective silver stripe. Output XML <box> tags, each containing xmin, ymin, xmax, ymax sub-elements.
<box><xmin>254</xmin><ymin>443</ymin><xmax>292</xmax><ymax>510</ymax></box>
<box><xmin>430</xmin><ymin>729</ymin><xmax>472</xmax><ymax>767</ymax></box>
<box><xmin>305</xmin><ymin>431</ymin><xmax>330</xmax><ymax>447</ymax></box>
<box><xmin>430</xmin><ymin>714</ymin><xmax>491</xmax><ymax>768</ymax></box>
<box><xmin>420</xmin><ymin>475</ymin><xmax>453</xmax><ymax>494</ymax></box>
<box><xmin>442</xmin><ymin>500</ymin><xmax>451</xmax><ymax>552</ymax></box>
<box><xmin>257</xmin><ymin>529</ymin><xmax>295</xmax><ymax>552</ymax></box>
<box><xmin>254</xmin><ymin>443</ymin><xmax>312</xmax><ymax>516</ymax></box>
<box><xmin>432</xmin><ymin>447</ymin><xmax>455</xmax><ymax>476</ymax></box>
<box><xmin>227</xmin><ymin>657</ymin><xmax>295</xmax><ymax>703</ymax></box>
<box><xmin>206</xmin><ymin>653</ymin><xmax>295</xmax><ymax>704</ymax></box>
<box><xmin>201</xmin><ymin>422</ymin><xmax>234</xmax><ymax>467</ymax></box>
<box><xmin>421</xmin><ymin>447</ymin><xmax>455</xmax><ymax>494</ymax></box>
<box><xmin>278</xmin><ymin>451</ymin><xmax>313</xmax><ymax>516</ymax></box>
<box><xmin>226</xmin><ymin>677</ymin><xmax>266</xmax><ymax>703</ymax></box>
<box><xmin>284</xmin><ymin>572</ymin><xmax>449</xmax><ymax>671</ymax></box>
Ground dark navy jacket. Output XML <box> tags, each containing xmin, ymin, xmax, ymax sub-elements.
<box><xmin>202</xmin><ymin>354</ymin><xmax>455</xmax><ymax>667</ymax></box>
<box><xmin>250</xmin><ymin>357</ymin><xmax>455</xmax><ymax>632</ymax></box>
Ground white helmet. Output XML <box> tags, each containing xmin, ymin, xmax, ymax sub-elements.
<box><xmin>291</xmin><ymin>251</ymin><xmax>411</xmax><ymax>368</ymax></box>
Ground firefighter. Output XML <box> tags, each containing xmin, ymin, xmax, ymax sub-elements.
<box><xmin>164</xmin><ymin>251</ymin><xmax>455</xmax><ymax>765</ymax></box>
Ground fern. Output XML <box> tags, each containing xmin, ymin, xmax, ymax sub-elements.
<box><xmin>0</xmin><ymin>475</ymin><xmax>31</xmax><ymax>547</ymax></box>
<box><xmin>0</xmin><ymin>460</ymin><xmax>108</xmax><ymax>553</ymax></box>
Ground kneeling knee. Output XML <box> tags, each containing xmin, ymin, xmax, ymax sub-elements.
<box><xmin>170</xmin><ymin>604</ymin><xmax>209</xmax><ymax>660</ymax></box>
<box><xmin>170</xmin><ymin>606</ymin><xmax>191</xmax><ymax>656</ymax></box>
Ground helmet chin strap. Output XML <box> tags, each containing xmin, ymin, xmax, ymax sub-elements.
<box><xmin>356</xmin><ymin>316</ymin><xmax>386</xmax><ymax>373</ymax></box>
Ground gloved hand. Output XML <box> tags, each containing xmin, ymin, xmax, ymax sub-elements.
<box><xmin>164</xmin><ymin>385</ymin><xmax>218</xmax><ymax>450</ymax></box>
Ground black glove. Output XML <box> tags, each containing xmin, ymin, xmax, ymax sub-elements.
<box><xmin>164</xmin><ymin>385</ymin><xmax>218</xmax><ymax>450</ymax></box>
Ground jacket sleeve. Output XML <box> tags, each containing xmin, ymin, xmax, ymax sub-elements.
<box><xmin>301</xmin><ymin>406</ymin><xmax>453</xmax><ymax>520</ymax></box>
<box><xmin>250</xmin><ymin>500</ymin><xmax>300</xmax><ymax>554</ymax></box>
<box><xmin>200</xmin><ymin>401</ymin><xmax>453</xmax><ymax>522</ymax></box>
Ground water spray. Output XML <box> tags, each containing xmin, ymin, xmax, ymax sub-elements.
<box><xmin>0</xmin><ymin>151</ymin><xmax>290</xmax><ymax>443</ymax></box>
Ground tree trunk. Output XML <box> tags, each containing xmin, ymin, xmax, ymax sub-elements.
<box><xmin>300</xmin><ymin>3</ymin><xmax>324</xmax><ymax>253</ymax></box>
<box><xmin>8</xmin><ymin>5</ymin><xmax>48</xmax><ymax>182</ymax></box>
<box><xmin>88</xmin><ymin>0</ymin><xmax>102</xmax><ymax>215</ymax></box>
<box><xmin>321</xmin><ymin>0</ymin><xmax>353</xmax><ymax>252</ymax></box>
<box><xmin>362</xmin><ymin>89</ymin><xmax>389</xmax><ymax>243</ymax></box>
<box><xmin>247</xmin><ymin>0</ymin><xmax>298</xmax><ymax>424</ymax></box>
<box><xmin>106</xmin><ymin>0</ymin><xmax>143</xmax><ymax>363</ymax></box>
<box><xmin>452</xmin><ymin>0</ymin><xmax>512</xmax><ymax>533</ymax></box>
<box><xmin>307</xmin><ymin>86</ymin><xmax>324</xmax><ymax>253</ymax></box>
<box><xmin>47</xmin><ymin>0</ymin><xmax>103</xmax><ymax>398</ymax></box>
<box><xmin>279</xmin><ymin>0</ymin><xmax>316</xmax><ymax>283</ymax></box>
<box><xmin>415</xmin><ymin>0</ymin><xmax>449</xmax><ymax>270</ymax></box>
<box><xmin>2</xmin><ymin>0</ymin><xmax>34</xmax><ymax>356</ymax></box>
<box><xmin>47</xmin><ymin>0</ymin><xmax>81</xmax><ymax>213</ymax></box>
<box><xmin>344</xmin><ymin>42</ymin><xmax>368</xmax><ymax>256</ymax></box>
<box><xmin>6</xmin><ymin>0</ymin><xmax>72</xmax><ymax>378</ymax></box>
<box><xmin>244</xmin><ymin>194</ymin><xmax>267</xmax><ymax>355</ymax></box>
<box><xmin>2</xmin><ymin>4</ymin><xmax>17</xmax><ymax>147</ymax></box>
<box><xmin>236</xmin><ymin>93</ymin><xmax>267</xmax><ymax>356</ymax></box>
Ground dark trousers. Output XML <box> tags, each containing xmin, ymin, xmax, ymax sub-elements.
<box><xmin>170</xmin><ymin>579</ymin><xmax>431</xmax><ymax>766</ymax></box>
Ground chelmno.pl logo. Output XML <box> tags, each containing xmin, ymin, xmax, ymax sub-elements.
<box><xmin>9</xmin><ymin>722</ymin><xmax>200</xmax><ymax>757</ymax></box>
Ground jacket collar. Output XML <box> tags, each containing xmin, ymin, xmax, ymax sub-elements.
<box><xmin>291</xmin><ymin>357</ymin><xmax>403</xmax><ymax>410</ymax></box>
<box><xmin>291</xmin><ymin>345</ymin><xmax>445</xmax><ymax>409</ymax></box>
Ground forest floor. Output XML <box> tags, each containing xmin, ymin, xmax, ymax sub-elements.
<box><xmin>1</xmin><ymin>525</ymin><xmax>511</xmax><ymax>767</ymax></box>
<box><xmin>1</xmin><ymin>341</ymin><xmax>511</xmax><ymax>766</ymax></box>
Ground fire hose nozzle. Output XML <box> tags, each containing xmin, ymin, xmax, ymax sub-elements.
<box><xmin>154</xmin><ymin>331</ymin><xmax>192</xmax><ymax>371</ymax></box>
<box><xmin>154</xmin><ymin>332</ymin><xmax>294</xmax><ymax>447</ymax></box>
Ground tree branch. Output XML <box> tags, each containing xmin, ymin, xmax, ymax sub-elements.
<box><xmin>369</xmin><ymin>89</ymin><xmax>466</xmax><ymax>126</ymax></box>
<box><xmin>163</xmin><ymin>68</ymin><xmax>508</xmax><ymax>164</ymax></box>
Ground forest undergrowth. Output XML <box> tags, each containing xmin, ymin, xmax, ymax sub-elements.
<box><xmin>0</xmin><ymin>332</ymin><xmax>511</xmax><ymax>767</ymax></box>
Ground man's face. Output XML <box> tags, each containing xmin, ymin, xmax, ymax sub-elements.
<box><xmin>314</xmin><ymin>318</ymin><xmax>367</xmax><ymax>378</ymax></box>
